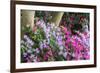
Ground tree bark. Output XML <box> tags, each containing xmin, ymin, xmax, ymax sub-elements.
<box><xmin>21</xmin><ymin>10</ymin><xmax>35</xmax><ymax>30</ymax></box>
<box><xmin>21</xmin><ymin>10</ymin><xmax>35</xmax><ymax>39</ymax></box>
<box><xmin>50</xmin><ymin>12</ymin><xmax>64</xmax><ymax>26</ymax></box>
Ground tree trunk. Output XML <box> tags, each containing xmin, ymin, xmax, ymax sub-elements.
<box><xmin>50</xmin><ymin>12</ymin><xmax>64</xmax><ymax>26</ymax></box>
<box><xmin>21</xmin><ymin>10</ymin><xmax>35</xmax><ymax>39</ymax></box>
<box><xmin>21</xmin><ymin>10</ymin><xmax>35</xmax><ymax>30</ymax></box>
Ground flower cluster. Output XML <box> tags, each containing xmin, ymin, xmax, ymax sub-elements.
<box><xmin>21</xmin><ymin>18</ymin><xmax>90</xmax><ymax>63</ymax></box>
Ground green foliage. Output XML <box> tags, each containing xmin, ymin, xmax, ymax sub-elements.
<box><xmin>55</xmin><ymin>55</ymin><xmax>65</xmax><ymax>61</ymax></box>
<box><xmin>35</xmin><ymin>11</ymin><xmax>45</xmax><ymax>20</ymax></box>
<box><xmin>49</xmin><ymin>35</ymin><xmax>59</xmax><ymax>51</ymax></box>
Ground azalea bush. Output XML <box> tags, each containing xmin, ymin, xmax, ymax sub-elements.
<box><xmin>21</xmin><ymin>11</ymin><xmax>90</xmax><ymax>63</ymax></box>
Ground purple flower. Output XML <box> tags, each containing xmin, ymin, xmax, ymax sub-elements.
<box><xmin>39</xmin><ymin>42</ymin><xmax>44</xmax><ymax>49</ymax></box>
<box><xmin>58</xmin><ymin>40</ymin><xmax>63</xmax><ymax>46</ymax></box>
<box><xmin>35</xmin><ymin>48</ymin><xmax>40</xmax><ymax>53</ymax></box>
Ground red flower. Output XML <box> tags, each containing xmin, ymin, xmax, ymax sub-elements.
<box><xmin>70</xmin><ymin>16</ymin><xmax>74</xmax><ymax>21</ymax></box>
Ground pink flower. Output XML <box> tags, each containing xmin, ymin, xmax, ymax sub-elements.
<box><xmin>47</xmin><ymin>50</ymin><xmax>53</xmax><ymax>56</ymax></box>
<box><xmin>43</xmin><ymin>54</ymin><xmax>49</xmax><ymax>61</ymax></box>
<box><xmin>84</xmin><ymin>54</ymin><xmax>90</xmax><ymax>59</ymax></box>
<box><xmin>61</xmin><ymin>26</ymin><xmax>68</xmax><ymax>33</ymax></box>
<box><xmin>70</xmin><ymin>17</ymin><xmax>74</xmax><ymax>21</ymax></box>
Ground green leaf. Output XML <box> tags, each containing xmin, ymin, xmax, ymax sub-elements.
<box><xmin>55</xmin><ymin>55</ymin><xmax>64</xmax><ymax>61</ymax></box>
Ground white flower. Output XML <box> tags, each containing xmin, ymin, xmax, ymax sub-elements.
<box><xmin>27</xmin><ymin>49</ymin><xmax>32</xmax><ymax>53</ymax></box>
<box><xmin>43</xmin><ymin>40</ymin><xmax>46</xmax><ymax>43</ymax></box>
<box><xmin>52</xmin><ymin>31</ymin><xmax>56</xmax><ymax>37</ymax></box>
<box><xmin>33</xmin><ymin>56</ymin><xmax>38</xmax><ymax>62</ymax></box>
<box><xmin>26</xmin><ymin>24</ymin><xmax>30</xmax><ymax>28</ymax></box>
<box><xmin>42</xmin><ymin>23</ymin><xmax>46</xmax><ymax>31</ymax></box>
<box><xmin>46</xmin><ymin>33</ymin><xmax>50</xmax><ymax>39</ymax></box>
<box><xmin>32</xmin><ymin>48</ymin><xmax>36</xmax><ymax>52</ymax></box>
<box><xmin>56</xmin><ymin>32</ymin><xmax>60</xmax><ymax>36</ymax></box>
<box><xmin>23</xmin><ymin>52</ymin><xmax>27</xmax><ymax>57</ymax></box>
<box><xmin>30</xmin><ymin>54</ymin><xmax>35</xmax><ymax>60</ymax></box>
<box><xmin>24</xmin><ymin>41</ymin><xmax>27</xmax><ymax>46</ymax></box>
<box><xmin>27</xmin><ymin>37</ymin><xmax>31</xmax><ymax>43</ymax></box>
<box><xmin>59</xmin><ymin>46</ymin><xmax>64</xmax><ymax>51</ymax></box>
<box><xmin>26</xmin><ymin>43</ymin><xmax>32</xmax><ymax>49</ymax></box>
<box><xmin>24</xmin><ymin>35</ymin><xmax>34</xmax><ymax>47</ymax></box>
<box><xmin>36</xmin><ymin>20</ymin><xmax>41</xmax><ymax>26</ymax></box>
<box><xmin>35</xmin><ymin>48</ymin><xmax>40</xmax><ymax>53</ymax></box>
<box><xmin>51</xmin><ymin>23</ymin><xmax>55</xmax><ymax>27</ymax></box>
<box><xmin>58</xmin><ymin>51</ymin><xmax>63</xmax><ymax>55</ymax></box>
<box><xmin>24</xmin><ymin>35</ymin><xmax>28</xmax><ymax>39</ymax></box>
<box><xmin>62</xmin><ymin>52</ymin><xmax>67</xmax><ymax>58</ymax></box>
<box><xmin>40</xmin><ymin>21</ymin><xmax>45</xmax><ymax>28</ymax></box>
<box><xmin>29</xmin><ymin>40</ymin><xmax>34</xmax><ymax>46</ymax></box>
<box><xmin>55</xmin><ymin>26</ymin><xmax>57</xmax><ymax>29</ymax></box>
<box><xmin>46</xmin><ymin>38</ymin><xmax>50</xmax><ymax>44</ymax></box>
<box><xmin>21</xmin><ymin>45</ymin><xmax>25</xmax><ymax>49</ymax></box>
<box><xmin>57</xmin><ymin>27</ymin><xmax>61</xmax><ymax>32</ymax></box>
<box><xmin>21</xmin><ymin>40</ymin><xmax>24</xmax><ymax>44</ymax></box>
<box><xmin>72</xmin><ymin>53</ymin><xmax>75</xmax><ymax>57</ymax></box>
<box><xmin>46</xmin><ymin>28</ymin><xmax>50</xmax><ymax>32</ymax></box>
<box><xmin>39</xmin><ymin>42</ymin><xmax>43</xmax><ymax>49</ymax></box>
